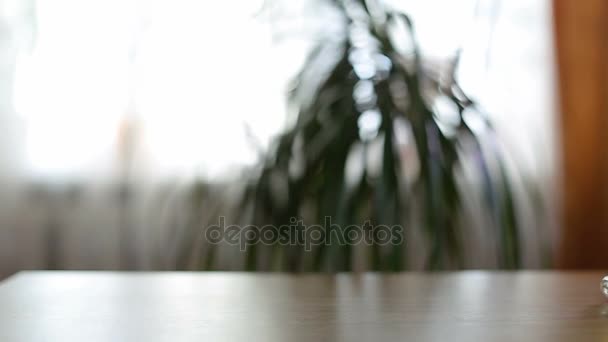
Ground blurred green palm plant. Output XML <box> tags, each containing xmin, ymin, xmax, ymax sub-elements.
<box><xmin>232</xmin><ymin>0</ymin><xmax>519</xmax><ymax>272</ymax></box>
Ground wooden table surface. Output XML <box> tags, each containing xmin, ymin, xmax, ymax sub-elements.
<box><xmin>1</xmin><ymin>271</ymin><xmax>607</xmax><ymax>341</ymax></box>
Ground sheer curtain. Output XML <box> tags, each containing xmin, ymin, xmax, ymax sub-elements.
<box><xmin>0</xmin><ymin>0</ymin><xmax>310</xmax><ymax>275</ymax></box>
<box><xmin>11</xmin><ymin>0</ymin><xmax>296</xmax><ymax>181</ymax></box>
<box><xmin>0</xmin><ymin>0</ymin><xmax>556</xmax><ymax>275</ymax></box>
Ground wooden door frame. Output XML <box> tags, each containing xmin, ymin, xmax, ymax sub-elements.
<box><xmin>554</xmin><ymin>0</ymin><xmax>608</xmax><ymax>268</ymax></box>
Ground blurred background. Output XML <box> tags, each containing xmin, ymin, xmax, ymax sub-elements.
<box><xmin>0</xmin><ymin>0</ymin><xmax>592</xmax><ymax>277</ymax></box>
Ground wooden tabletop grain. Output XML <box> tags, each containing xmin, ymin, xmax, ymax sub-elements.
<box><xmin>0</xmin><ymin>271</ymin><xmax>607</xmax><ymax>341</ymax></box>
